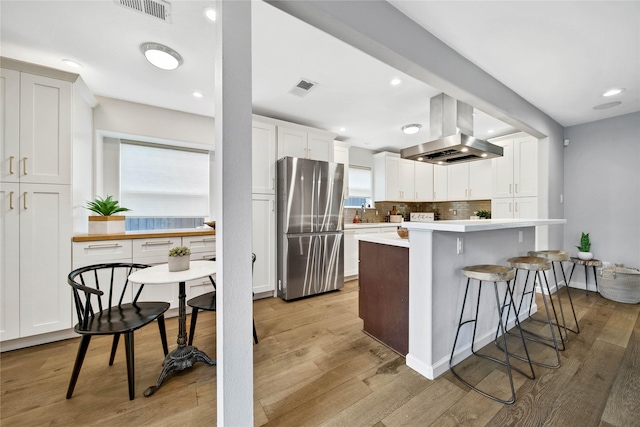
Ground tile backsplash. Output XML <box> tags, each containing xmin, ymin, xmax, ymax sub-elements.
<box><xmin>344</xmin><ymin>200</ymin><xmax>492</xmax><ymax>223</ymax></box>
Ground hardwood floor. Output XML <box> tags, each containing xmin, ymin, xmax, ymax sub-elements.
<box><xmin>1</xmin><ymin>280</ymin><xmax>639</xmax><ymax>426</ymax></box>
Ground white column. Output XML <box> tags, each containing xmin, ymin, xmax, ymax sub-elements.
<box><xmin>214</xmin><ymin>1</ymin><xmax>253</xmax><ymax>425</ymax></box>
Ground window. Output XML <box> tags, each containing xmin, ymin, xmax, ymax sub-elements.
<box><xmin>120</xmin><ymin>141</ymin><xmax>210</xmax><ymax>218</ymax></box>
<box><xmin>344</xmin><ymin>165</ymin><xmax>373</xmax><ymax>208</ymax></box>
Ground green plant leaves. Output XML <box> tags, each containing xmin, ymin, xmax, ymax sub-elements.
<box><xmin>84</xmin><ymin>195</ymin><xmax>131</xmax><ymax>216</ymax></box>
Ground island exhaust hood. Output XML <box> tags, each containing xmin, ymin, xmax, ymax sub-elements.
<box><xmin>400</xmin><ymin>94</ymin><xmax>503</xmax><ymax>165</ymax></box>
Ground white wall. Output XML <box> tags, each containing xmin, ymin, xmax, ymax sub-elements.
<box><xmin>564</xmin><ymin>112</ymin><xmax>640</xmax><ymax>266</ymax></box>
<box><xmin>349</xmin><ymin>146</ymin><xmax>376</xmax><ymax>168</ymax></box>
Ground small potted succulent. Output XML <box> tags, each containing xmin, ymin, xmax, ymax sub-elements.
<box><xmin>168</xmin><ymin>246</ymin><xmax>192</xmax><ymax>272</ymax></box>
<box><xmin>476</xmin><ymin>210</ymin><xmax>491</xmax><ymax>219</ymax></box>
<box><xmin>576</xmin><ymin>232</ymin><xmax>593</xmax><ymax>260</ymax></box>
<box><xmin>84</xmin><ymin>195</ymin><xmax>130</xmax><ymax>234</ymax></box>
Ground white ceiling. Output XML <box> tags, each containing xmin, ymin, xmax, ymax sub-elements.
<box><xmin>1</xmin><ymin>1</ymin><xmax>638</xmax><ymax>152</ymax></box>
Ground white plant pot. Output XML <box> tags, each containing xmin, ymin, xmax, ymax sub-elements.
<box><xmin>88</xmin><ymin>216</ymin><xmax>126</xmax><ymax>234</ymax></box>
<box><xmin>578</xmin><ymin>251</ymin><xmax>593</xmax><ymax>261</ymax></box>
<box><xmin>168</xmin><ymin>255</ymin><xmax>190</xmax><ymax>272</ymax></box>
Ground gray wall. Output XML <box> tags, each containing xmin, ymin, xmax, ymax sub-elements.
<box><xmin>564</xmin><ymin>112</ymin><xmax>640</xmax><ymax>266</ymax></box>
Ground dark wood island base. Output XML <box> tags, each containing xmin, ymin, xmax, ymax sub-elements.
<box><xmin>358</xmin><ymin>240</ymin><xmax>409</xmax><ymax>355</ymax></box>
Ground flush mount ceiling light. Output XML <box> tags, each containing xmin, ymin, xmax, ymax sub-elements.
<box><xmin>603</xmin><ymin>88</ymin><xmax>625</xmax><ymax>97</ymax></box>
<box><xmin>141</xmin><ymin>42</ymin><xmax>183</xmax><ymax>70</ymax></box>
<box><xmin>62</xmin><ymin>59</ymin><xmax>82</xmax><ymax>68</ymax></box>
<box><xmin>401</xmin><ymin>124</ymin><xmax>422</xmax><ymax>135</ymax></box>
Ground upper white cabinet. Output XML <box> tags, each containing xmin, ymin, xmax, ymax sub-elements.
<box><xmin>447</xmin><ymin>161</ymin><xmax>492</xmax><ymax>201</ymax></box>
<box><xmin>333</xmin><ymin>141</ymin><xmax>350</xmax><ymax>197</ymax></box>
<box><xmin>493</xmin><ymin>135</ymin><xmax>538</xmax><ymax>198</ymax></box>
<box><xmin>373</xmin><ymin>152</ymin><xmax>415</xmax><ymax>201</ymax></box>
<box><xmin>277</xmin><ymin>126</ymin><xmax>333</xmax><ymax>162</ymax></box>
<box><xmin>252</xmin><ymin>121</ymin><xmax>277</xmax><ymax>194</ymax></box>
<box><xmin>433</xmin><ymin>165</ymin><xmax>448</xmax><ymax>201</ymax></box>
<box><xmin>1</xmin><ymin>70</ymin><xmax>72</xmax><ymax>185</ymax></box>
<box><xmin>414</xmin><ymin>161</ymin><xmax>434</xmax><ymax>202</ymax></box>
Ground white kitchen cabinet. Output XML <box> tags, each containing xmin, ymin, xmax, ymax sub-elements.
<box><xmin>333</xmin><ymin>141</ymin><xmax>350</xmax><ymax>197</ymax></box>
<box><xmin>493</xmin><ymin>135</ymin><xmax>538</xmax><ymax>198</ymax></box>
<box><xmin>433</xmin><ymin>165</ymin><xmax>448</xmax><ymax>201</ymax></box>
<box><xmin>447</xmin><ymin>161</ymin><xmax>493</xmax><ymax>201</ymax></box>
<box><xmin>492</xmin><ymin>196</ymin><xmax>538</xmax><ymax>219</ymax></box>
<box><xmin>252</xmin><ymin>194</ymin><xmax>276</xmax><ymax>295</ymax></box>
<box><xmin>1</xmin><ymin>70</ymin><xmax>72</xmax><ymax>185</ymax></box>
<box><xmin>277</xmin><ymin>126</ymin><xmax>332</xmax><ymax>162</ymax></box>
<box><xmin>344</xmin><ymin>227</ymin><xmax>382</xmax><ymax>278</ymax></box>
<box><xmin>0</xmin><ymin>183</ymin><xmax>20</xmax><ymax>341</ymax></box>
<box><xmin>414</xmin><ymin>161</ymin><xmax>434</xmax><ymax>201</ymax></box>
<box><xmin>252</xmin><ymin>121</ymin><xmax>277</xmax><ymax>194</ymax></box>
<box><xmin>184</xmin><ymin>235</ymin><xmax>217</xmax><ymax>300</ymax></box>
<box><xmin>373</xmin><ymin>152</ymin><xmax>415</xmax><ymax>201</ymax></box>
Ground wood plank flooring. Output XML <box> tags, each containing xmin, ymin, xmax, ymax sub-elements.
<box><xmin>1</xmin><ymin>280</ymin><xmax>639</xmax><ymax>426</ymax></box>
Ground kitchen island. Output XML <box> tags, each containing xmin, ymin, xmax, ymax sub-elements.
<box><xmin>355</xmin><ymin>218</ymin><xmax>566</xmax><ymax>380</ymax></box>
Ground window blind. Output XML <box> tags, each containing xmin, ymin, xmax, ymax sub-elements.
<box><xmin>120</xmin><ymin>142</ymin><xmax>210</xmax><ymax>217</ymax></box>
<box><xmin>348</xmin><ymin>165</ymin><xmax>372</xmax><ymax>198</ymax></box>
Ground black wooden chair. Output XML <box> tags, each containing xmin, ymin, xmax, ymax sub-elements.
<box><xmin>66</xmin><ymin>263</ymin><xmax>170</xmax><ymax>400</ymax></box>
<box><xmin>187</xmin><ymin>254</ymin><xmax>258</xmax><ymax>345</ymax></box>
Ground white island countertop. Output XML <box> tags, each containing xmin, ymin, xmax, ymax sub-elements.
<box><xmin>354</xmin><ymin>231</ymin><xmax>409</xmax><ymax>248</ymax></box>
<box><xmin>344</xmin><ymin>222</ymin><xmax>401</xmax><ymax>230</ymax></box>
<box><xmin>403</xmin><ymin>218</ymin><xmax>566</xmax><ymax>232</ymax></box>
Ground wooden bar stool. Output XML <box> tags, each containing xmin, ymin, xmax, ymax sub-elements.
<box><xmin>450</xmin><ymin>264</ymin><xmax>535</xmax><ymax>405</ymax></box>
<box><xmin>529</xmin><ymin>250</ymin><xmax>579</xmax><ymax>338</ymax></box>
<box><xmin>503</xmin><ymin>256</ymin><xmax>563</xmax><ymax>368</ymax></box>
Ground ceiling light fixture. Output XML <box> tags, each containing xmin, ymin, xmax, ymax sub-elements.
<box><xmin>401</xmin><ymin>124</ymin><xmax>422</xmax><ymax>135</ymax></box>
<box><xmin>339</xmin><ymin>127</ymin><xmax>346</xmax><ymax>132</ymax></box>
<box><xmin>203</xmin><ymin>7</ymin><xmax>216</xmax><ymax>22</ymax></box>
<box><xmin>141</xmin><ymin>42</ymin><xmax>183</xmax><ymax>70</ymax></box>
<box><xmin>390</xmin><ymin>78</ymin><xmax>402</xmax><ymax>86</ymax></box>
<box><xmin>192</xmin><ymin>91</ymin><xmax>204</xmax><ymax>98</ymax></box>
<box><xmin>603</xmin><ymin>88</ymin><xmax>624</xmax><ymax>97</ymax></box>
<box><xmin>62</xmin><ymin>59</ymin><xmax>82</xmax><ymax>68</ymax></box>
<box><xmin>417</xmin><ymin>157</ymin><xmax>424</xmax><ymax>161</ymax></box>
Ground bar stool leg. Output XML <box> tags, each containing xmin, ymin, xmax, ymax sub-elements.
<box><xmin>549</xmin><ymin>262</ymin><xmax>569</xmax><ymax>343</ymax></box>
<box><xmin>557</xmin><ymin>261</ymin><xmax>580</xmax><ymax>334</ymax></box>
<box><xmin>535</xmin><ymin>271</ymin><xmax>562</xmax><ymax>366</ymax></box>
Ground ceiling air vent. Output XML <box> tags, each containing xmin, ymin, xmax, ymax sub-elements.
<box><xmin>289</xmin><ymin>78</ymin><xmax>318</xmax><ymax>98</ymax></box>
<box><xmin>116</xmin><ymin>0</ymin><xmax>172</xmax><ymax>23</ymax></box>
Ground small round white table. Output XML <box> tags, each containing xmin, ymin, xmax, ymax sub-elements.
<box><xmin>128</xmin><ymin>260</ymin><xmax>217</xmax><ymax>397</ymax></box>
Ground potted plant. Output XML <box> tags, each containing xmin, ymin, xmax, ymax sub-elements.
<box><xmin>476</xmin><ymin>210</ymin><xmax>491</xmax><ymax>219</ymax></box>
<box><xmin>168</xmin><ymin>246</ymin><xmax>191</xmax><ymax>272</ymax></box>
<box><xmin>84</xmin><ymin>195</ymin><xmax>130</xmax><ymax>235</ymax></box>
<box><xmin>576</xmin><ymin>232</ymin><xmax>593</xmax><ymax>260</ymax></box>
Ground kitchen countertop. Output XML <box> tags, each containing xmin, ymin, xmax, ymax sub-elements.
<box><xmin>344</xmin><ymin>222</ymin><xmax>403</xmax><ymax>230</ymax></box>
<box><xmin>72</xmin><ymin>228</ymin><xmax>215</xmax><ymax>242</ymax></box>
<box><xmin>354</xmin><ymin>231</ymin><xmax>409</xmax><ymax>248</ymax></box>
<box><xmin>403</xmin><ymin>218</ymin><xmax>566</xmax><ymax>232</ymax></box>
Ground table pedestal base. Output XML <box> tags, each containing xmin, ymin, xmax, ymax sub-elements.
<box><xmin>144</xmin><ymin>345</ymin><xmax>216</xmax><ymax>397</ymax></box>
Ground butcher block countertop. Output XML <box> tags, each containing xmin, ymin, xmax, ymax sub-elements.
<box><xmin>72</xmin><ymin>228</ymin><xmax>215</xmax><ymax>242</ymax></box>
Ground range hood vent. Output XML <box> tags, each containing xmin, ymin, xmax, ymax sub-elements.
<box><xmin>401</xmin><ymin>94</ymin><xmax>503</xmax><ymax>165</ymax></box>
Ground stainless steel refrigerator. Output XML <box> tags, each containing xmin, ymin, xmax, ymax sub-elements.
<box><xmin>277</xmin><ymin>156</ymin><xmax>345</xmax><ymax>301</ymax></box>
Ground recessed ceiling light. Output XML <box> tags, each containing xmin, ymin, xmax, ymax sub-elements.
<box><xmin>204</xmin><ymin>7</ymin><xmax>216</xmax><ymax>22</ymax></box>
<box><xmin>603</xmin><ymin>88</ymin><xmax>624</xmax><ymax>97</ymax></box>
<box><xmin>141</xmin><ymin>42</ymin><xmax>183</xmax><ymax>70</ymax></box>
<box><xmin>460</xmin><ymin>147</ymin><xmax>469</xmax><ymax>153</ymax></box>
<box><xmin>390</xmin><ymin>78</ymin><xmax>402</xmax><ymax>86</ymax></box>
<box><xmin>417</xmin><ymin>157</ymin><xmax>424</xmax><ymax>161</ymax></box>
<box><xmin>481</xmin><ymin>153</ymin><xmax>488</xmax><ymax>158</ymax></box>
<box><xmin>437</xmin><ymin>161</ymin><xmax>443</xmax><ymax>165</ymax></box>
<box><xmin>62</xmin><ymin>59</ymin><xmax>82</xmax><ymax>68</ymax></box>
<box><xmin>339</xmin><ymin>127</ymin><xmax>346</xmax><ymax>132</ymax></box>
<box><xmin>192</xmin><ymin>91</ymin><xmax>204</xmax><ymax>98</ymax></box>
<box><xmin>401</xmin><ymin>124</ymin><xmax>422</xmax><ymax>135</ymax></box>
<box><xmin>487</xmin><ymin>129</ymin><xmax>495</xmax><ymax>134</ymax></box>
<box><xmin>593</xmin><ymin>101</ymin><xmax>622</xmax><ymax>110</ymax></box>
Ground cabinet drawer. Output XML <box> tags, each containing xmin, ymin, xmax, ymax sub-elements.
<box><xmin>182</xmin><ymin>235</ymin><xmax>216</xmax><ymax>254</ymax></box>
<box><xmin>73</xmin><ymin>240</ymin><xmax>133</xmax><ymax>265</ymax></box>
<box><xmin>133</xmin><ymin>237</ymin><xmax>181</xmax><ymax>259</ymax></box>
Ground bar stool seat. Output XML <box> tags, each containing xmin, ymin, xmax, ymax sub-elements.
<box><xmin>504</xmin><ymin>256</ymin><xmax>563</xmax><ymax>368</ymax></box>
<box><xmin>529</xmin><ymin>250</ymin><xmax>579</xmax><ymax>338</ymax></box>
<box><xmin>450</xmin><ymin>264</ymin><xmax>535</xmax><ymax>405</ymax></box>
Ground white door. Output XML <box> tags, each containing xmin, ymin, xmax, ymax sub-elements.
<box><xmin>469</xmin><ymin>160</ymin><xmax>493</xmax><ymax>200</ymax></box>
<box><xmin>414</xmin><ymin>161</ymin><xmax>433</xmax><ymax>201</ymax></box>
<box><xmin>19</xmin><ymin>184</ymin><xmax>72</xmax><ymax>337</ymax></box>
<box><xmin>306</xmin><ymin>133</ymin><xmax>331</xmax><ymax>162</ymax></box>
<box><xmin>252</xmin><ymin>194</ymin><xmax>276</xmax><ymax>294</ymax></box>
<box><xmin>447</xmin><ymin>163</ymin><xmax>469</xmax><ymax>201</ymax></box>
<box><xmin>0</xmin><ymin>183</ymin><xmax>20</xmax><ymax>341</ymax></box>
<box><xmin>19</xmin><ymin>73</ymin><xmax>72</xmax><ymax>185</ymax></box>
<box><xmin>1</xmin><ymin>68</ymin><xmax>20</xmax><ymax>184</ymax></box>
<box><xmin>277</xmin><ymin>127</ymin><xmax>307</xmax><ymax>159</ymax></box>
<box><xmin>252</xmin><ymin>122</ymin><xmax>276</xmax><ymax>194</ymax></box>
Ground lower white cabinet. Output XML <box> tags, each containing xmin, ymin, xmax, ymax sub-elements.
<box><xmin>252</xmin><ymin>194</ymin><xmax>276</xmax><ymax>295</ymax></box>
<box><xmin>1</xmin><ymin>183</ymin><xmax>72</xmax><ymax>341</ymax></box>
<box><xmin>344</xmin><ymin>227</ymin><xmax>383</xmax><ymax>278</ymax></box>
<box><xmin>492</xmin><ymin>197</ymin><xmax>538</xmax><ymax>219</ymax></box>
